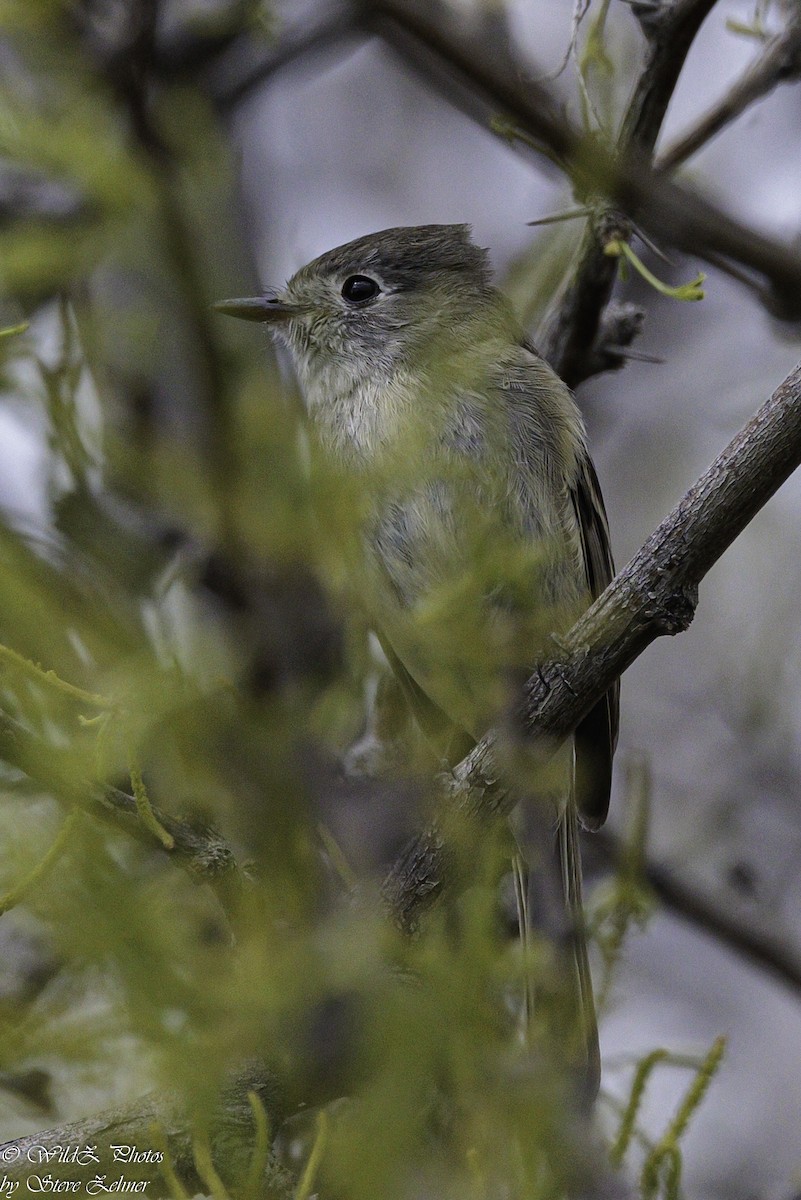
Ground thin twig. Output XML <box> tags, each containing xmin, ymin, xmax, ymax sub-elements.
<box><xmin>543</xmin><ymin>0</ymin><xmax>718</xmax><ymax>383</ymax></box>
<box><xmin>658</xmin><ymin>10</ymin><xmax>801</xmax><ymax>171</ymax></box>
<box><xmin>591</xmin><ymin>828</ymin><xmax>801</xmax><ymax>993</ymax></box>
<box><xmin>213</xmin><ymin>16</ymin><xmax>364</xmax><ymax>112</ymax></box>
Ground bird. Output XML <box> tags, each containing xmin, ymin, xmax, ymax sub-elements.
<box><xmin>216</xmin><ymin>224</ymin><xmax>618</xmax><ymax>1096</ymax></box>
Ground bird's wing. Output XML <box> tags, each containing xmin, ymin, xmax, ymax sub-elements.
<box><xmin>568</xmin><ymin>450</ymin><xmax>619</xmax><ymax>830</ymax></box>
<box><xmin>368</xmin><ymin>340</ymin><xmax>618</xmax><ymax>826</ymax></box>
<box><xmin>374</xmin><ymin>628</ymin><xmax>476</xmax><ymax>767</ymax></box>
<box><xmin>495</xmin><ymin>340</ymin><xmax>618</xmax><ymax>828</ymax></box>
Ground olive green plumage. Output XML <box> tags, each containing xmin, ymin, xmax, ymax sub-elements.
<box><xmin>217</xmin><ymin>223</ymin><xmax>619</xmax><ymax>1095</ymax></box>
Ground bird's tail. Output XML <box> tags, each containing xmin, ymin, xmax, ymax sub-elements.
<box><xmin>556</xmin><ymin>793</ymin><xmax>600</xmax><ymax>1101</ymax></box>
<box><xmin>512</xmin><ymin>761</ymin><xmax>600</xmax><ymax>1103</ymax></box>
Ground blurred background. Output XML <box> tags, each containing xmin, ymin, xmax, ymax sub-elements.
<box><xmin>1</xmin><ymin>1</ymin><xmax>801</xmax><ymax>1198</ymax></box>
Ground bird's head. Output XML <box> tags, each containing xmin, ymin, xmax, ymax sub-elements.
<box><xmin>215</xmin><ymin>224</ymin><xmax>507</xmax><ymax>394</ymax></box>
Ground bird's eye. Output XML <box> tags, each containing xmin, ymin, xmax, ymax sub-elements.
<box><xmin>341</xmin><ymin>275</ymin><xmax>381</xmax><ymax>304</ymax></box>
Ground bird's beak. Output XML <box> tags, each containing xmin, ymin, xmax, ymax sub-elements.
<box><xmin>213</xmin><ymin>296</ymin><xmax>297</xmax><ymax>324</ymax></box>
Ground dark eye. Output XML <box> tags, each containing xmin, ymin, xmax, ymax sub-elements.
<box><xmin>341</xmin><ymin>275</ymin><xmax>381</xmax><ymax>304</ymax></box>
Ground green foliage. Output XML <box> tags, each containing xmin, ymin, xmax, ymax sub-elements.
<box><xmin>604</xmin><ymin>241</ymin><xmax>706</xmax><ymax>303</ymax></box>
<box><xmin>605</xmin><ymin>1037</ymin><xmax>726</xmax><ymax>1200</ymax></box>
<box><xmin>726</xmin><ymin>0</ymin><xmax>781</xmax><ymax>40</ymax></box>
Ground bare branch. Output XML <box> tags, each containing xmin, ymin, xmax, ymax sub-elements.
<box><xmin>620</xmin><ymin>0</ymin><xmax>719</xmax><ymax>155</ymax></box>
<box><xmin>591</xmin><ymin>829</ymin><xmax>801</xmax><ymax>993</ymax></box>
<box><xmin>0</xmin><ymin>1061</ymin><xmax>291</xmax><ymax>1197</ymax></box>
<box><xmin>658</xmin><ymin>10</ymin><xmax>801</xmax><ymax>171</ymax></box>
<box><xmin>212</xmin><ymin>15</ymin><xmax>360</xmax><ymax>112</ymax></box>
<box><xmin>363</xmin><ymin>0</ymin><xmax>801</xmax><ymax>329</ymax></box>
<box><xmin>544</xmin><ymin>0</ymin><xmax>718</xmax><ymax>382</ymax></box>
<box><xmin>383</xmin><ymin>359</ymin><xmax>801</xmax><ymax>931</ymax></box>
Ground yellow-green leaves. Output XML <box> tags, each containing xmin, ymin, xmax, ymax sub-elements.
<box><xmin>605</xmin><ymin>239</ymin><xmax>706</xmax><ymax>301</ymax></box>
<box><xmin>607</xmin><ymin>1037</ymin><xmax>727</xmax><ymax>1198</ymax></box>
<box><xmin>0</xmin><ymin>321</ymin><xmax>29</xmax><ymax>339</ymax></box>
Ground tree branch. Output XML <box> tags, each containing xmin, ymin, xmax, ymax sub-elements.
<box><xmin>657</xmin><ymin>10</ymin><xmax>801</xmax><ymax>172</ymax></box>
<box><xmin>620</xmin><ymin>0</ymin><xmax>719</xmax><ymax>155</ymax></box>
<box><xmin>544</xmin><ymin>0</ymin><xmax>718</xmax><ymax>383</ymax></box>
<box><xmin>591</xmin><ymin>829</ymin><xmax>801</xmax><ymax>994</ymax></box>
<box><xmin>212</xmin><ymin>15</ymin><xmax>361</xmax><ymax>113</ymax></box>
<box><xmin>0</xmin><ymin>1061</ymin><xmax>291</xmax><ymax>1197</ymax></box>
<box><xmin>382</xmin><ymin>359</ymin><xmax>801</xmax><ymax>932</ymax></box>
<box><xmin>363</xmin><ymin>0</ymin><xmax>801</xmax><ymax>324</ymax></box>
<box><xmin>4</xmin><ymin>358</ymin><xmax>801</xmax><ymax>978</ymax></box>
<box><xmin>205</xmin><ymin>0</ymin><xmax>801</xmax><ymax>326</ymax></box>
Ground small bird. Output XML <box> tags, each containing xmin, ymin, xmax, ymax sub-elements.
<box><xmin>216</xmin><ymin>224</ymin><xmax>618</xmax><ymax>1095</ymax></box>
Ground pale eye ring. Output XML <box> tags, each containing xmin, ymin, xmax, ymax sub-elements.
<box><xmin>341</xmin><ymin>275</ymin><xmax>381</xmax><ymax>305</ymax></box>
